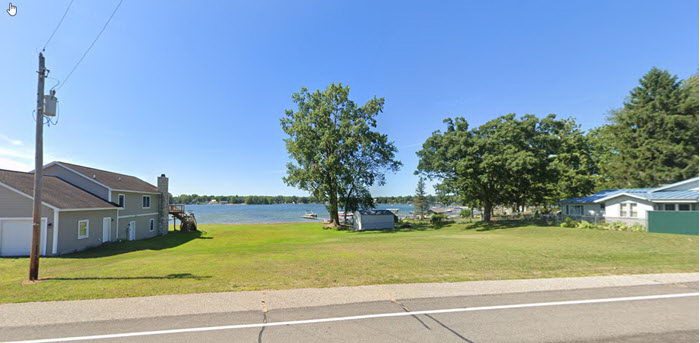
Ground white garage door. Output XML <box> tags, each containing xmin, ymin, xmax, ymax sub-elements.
<box><xmin>0</xmin><ymin>219</ymin><xmax>47</xmax><ymax>257</ymax></box>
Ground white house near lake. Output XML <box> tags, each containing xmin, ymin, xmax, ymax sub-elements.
<box><xmin>560</xmin><ymin>177</ymin><xmax>699</xmax><ymax>227</ymax></box>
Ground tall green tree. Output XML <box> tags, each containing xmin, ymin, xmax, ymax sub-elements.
<box><xmin>280</xmin><ymin>83</ymin><xmax>400</xmax><ymax>226</ymax></box>
<box><xmin>417</xmin><ymin>114</ymin><xmax>596</xmax><ymax>222</ymax></box>
<box><xmin>413</xmin><ymin>177</ymin><xmax>429</xmax><ymax>219</ymax></box>
<box><xmin>594</xmin><ymin>68</ymin><xmax>699</xmax><ymax>188</ymax></box>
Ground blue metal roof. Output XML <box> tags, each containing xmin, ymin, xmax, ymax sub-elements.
<box><xmin>358</xmin><ymin>210</ymin><xmax>396</xmax><ymax>216</ymax></box>
<box><xmin>645</xmin><ymin>190</ymin><xmax>699</xmax><ymax>200</ymax></box>
<box><xmin>561</xmin><ymin>188</ymin><xmax>697</xmax><ymax>204</ymax></box>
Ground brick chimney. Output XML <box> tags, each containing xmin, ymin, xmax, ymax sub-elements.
<box><xmin>157</xmin><ymin>174</ymin><xmax>169</xmax><ymax>235</ymax></box>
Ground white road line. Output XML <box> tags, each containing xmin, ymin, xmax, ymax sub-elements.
<box><xmin>5</xmin><ymin>292</ymin><xmax>698</xmax><ymax>343</ymax></box>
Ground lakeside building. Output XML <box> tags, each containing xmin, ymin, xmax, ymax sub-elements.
<box><xmin>352</xmin><ymin>210</ymin><xmax>397</xmax><ymax>231</ymax></box>
<box><xmin>559</xmin><ymin>177</ymin><xmax>698</xmax><ymax>228</ymax></box>
<box><xmin>0</xmin><ymin>162</ymin><xmax>169</xmax><ymax>256</ymax></box>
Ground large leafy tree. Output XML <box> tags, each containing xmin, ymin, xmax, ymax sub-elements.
<box><xmin>594</xmin><ymin>68</ymin><xmax>699</xmax><ymax>188</ymax></box>
<box><xmin>417</xmin><ymin>114</ymin><xmax>596</xmax><ymax>221</ymax></box>
<box><xmin>281</xmin><ymin>83</ymin><xmax>401</xmax><ymax>226</ymax></box>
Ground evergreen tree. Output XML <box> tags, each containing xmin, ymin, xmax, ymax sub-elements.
<box><xmin>413</xmin><ymin>177</ymin><xmax>429</xmax><ymax>219</ymax></box>
<box><xmin>595</xmin><ymin>68</ymin><xmax>699</xmax><ymax>188</ymax></box>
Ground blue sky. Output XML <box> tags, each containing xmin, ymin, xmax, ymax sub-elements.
<box><xmin>1</xmin><ymin>0</ymin><xmax>697</xmax><ymax>196</ymax></box>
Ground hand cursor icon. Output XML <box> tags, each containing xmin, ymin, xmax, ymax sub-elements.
<box><xmin>7</xmin><ymin>3</ymin><xmax>17</xmax><ymax>16</ymax></box>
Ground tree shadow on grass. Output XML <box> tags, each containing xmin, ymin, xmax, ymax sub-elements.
<box><xmin>465</xmin><ymin>219</ymin><xmax>554</xmax><ymax>231</ymax></box>
<box><xmin>43</xmin><ymin>273</ymin><xmax>211</xmax><ymax>281</ymax></box>
<box><xmin>58</xmin><ymin>231</ymin><xmax>210</xmax><ymax>259</ymax></box>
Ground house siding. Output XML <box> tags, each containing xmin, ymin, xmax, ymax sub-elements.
<box><xmin>0</xmin><ymin>185</ymin><xmax>55</xmax><ymax>255</ymax></box>
<box><xmin>113</xmin><ymin>191</ymin><xmax>160</xmax><ymax>216</ymax></box>
<box><xmin>113</xmin><ymin>191</ymin><xmax>160</xmax><ymax>240</ymax></box>
<box><xmin>604</xmin><ymin>196</ymin><xmax>653</xmax><ymax>227</ymax></box>
<box><xmin>563</xmin><ymin>203</ymin><xmax>605</xmax><ymax>218</ymax></box>
<box><xmin>57</xmin><ymin>209</ymin><xmax>118</xmax><ymax>255</ymax></box>
<box><xmin>44</xmin><ymin>164</ymin><xmax>111</xmax><ymax>200</ymax></box>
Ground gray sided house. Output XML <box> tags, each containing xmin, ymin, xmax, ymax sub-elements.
<box><xmin>353</xmin><ymin>210</ymin><xmax>397</xmax><ymax>231</ymax></box>
<box><xmin>560</xmin><ymin>177</ymin><xmax>699</xmax><ymax>228</ymax></box>
<box><xmin>0</xmin><ymin>162</ymin><xmax>170</xmax><ymax>256</ymax></box>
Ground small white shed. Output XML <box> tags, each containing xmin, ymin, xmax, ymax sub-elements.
<box><xmin>352</xmin><ymin>210</ymin><xmax>396</xmax><ymax>231</ymax></box>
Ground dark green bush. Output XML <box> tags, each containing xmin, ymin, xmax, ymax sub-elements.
<box><xmin>430</xmin><ymin>213</ymin><xmax>447</xmax><ymax>226</ymax></box>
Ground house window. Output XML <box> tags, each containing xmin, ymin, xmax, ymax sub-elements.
<box><xmin>149</xmin><ymin>218</ymin><xmax>155</xmax><ymax>231</ymax></box>
<box><xmin>78</xmin><ymin>219</ymin><xmax>89</xmax><ymax>239</ymax></box>
<box><xmin>678</xmin><ymin>204</ymin><xmax>690</xmax><ymax>211</ymax></box>
<box><xmin>629</xmin><ymin>203</ymin><xmax>637</xmax><ymax>217</ymax></box>
<box><xmin>692</xmin><ymin>203</ymin><xmax>698</xmax><ymax>211</ymax></box>
<box><xmin>571</xmin><ymin>205</ymin><xmax>583</xmax><ymax>215</ymax></box>
<box><xmin>620</xmin><ymin>203</ymin><xmax>627</xmax><ymax>217</ymax></box>
<box><xmin>142</xmin><ymin>196</ymin><xmax>151</xmax><ymax>209</ymax></box>
<box><xmin>664</xmin><ymin>204</ymin><xmax>676</xmax><ymax>211</ymax></box>
<box><xmin>118</xmin><ymin>194</ymin><xmax>125</xmax><ymax>208</ymax></box>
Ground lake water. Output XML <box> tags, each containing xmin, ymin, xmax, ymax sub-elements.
<box><xmin>185</xmin><ymin>203</ymin><xmax>414</xmax><ymax>224</ymax></box>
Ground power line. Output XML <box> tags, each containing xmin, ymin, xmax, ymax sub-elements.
<box><xmin>42</xmin><ymin>0</ymin><xmax>75</xmax><ymax>51</ymax></box>
<box><xmin>57</xmin><ymin>0</ymin><xmax>124</xmax><ymax>90</ymax></box>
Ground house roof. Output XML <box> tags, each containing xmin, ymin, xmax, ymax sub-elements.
<box><xmin>651</xmin><ymin>177</ymin><xmax>699</xmax><ymax>192</ymax></box>
<box><xmin>561</xmin><ymin>182</ymin><xmax>699</xmax><ymax>204</ymax></box>
<box><xmin>49</xmin><ymin>162</ymin><xmax>159</xmax><ymax>193</ymax></box>
<box><xmin>560</xmin><ymin>188</ymin><xmax>653</xmax><ymax>204</ymax></box>
<box><xmin>0</xmin><ymin>169</ymin><xmax>117</xmax><ymax>210</ymax></box>
<box><xmin>358</xmin><ymin>209</ymin><xmax>396</xmax><ymax>216</ymax></box>
<box><xmin>644</xmin><ymin>190</ymin><xmax>699</xmax><ymax>200</ymax></box>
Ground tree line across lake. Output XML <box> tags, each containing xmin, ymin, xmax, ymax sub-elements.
<box><xmin>171</xmin><ymin>194</ymin><xmax>438</xmax><ymax>205</ymax></box>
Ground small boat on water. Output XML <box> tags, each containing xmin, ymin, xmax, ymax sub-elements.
<box><xmin>301</xmin><ymin>211</ymin><xmax>318</xmax><ymax>219</ymax></box>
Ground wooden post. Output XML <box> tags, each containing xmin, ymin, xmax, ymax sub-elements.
<box><xmin>28</xmin><ymin>53</ymin><xmax>46</xmax><ymax>281</ymax></box>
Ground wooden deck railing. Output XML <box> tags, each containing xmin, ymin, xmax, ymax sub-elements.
<box><xmin>169</xmin><ymin>204</ymin><xmax>185</xmax><ymax>214</ymax></box>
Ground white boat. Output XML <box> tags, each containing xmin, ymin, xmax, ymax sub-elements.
<box><xmin>301</xmin><ymin>211</ymin><xmax>318</xmax><ymax>219</ymax></box>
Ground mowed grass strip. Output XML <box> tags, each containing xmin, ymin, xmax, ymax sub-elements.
<box><xmin>0</xmin><ymin>222</ymin><xmax>696</xmax><ymax>303</ymax></box>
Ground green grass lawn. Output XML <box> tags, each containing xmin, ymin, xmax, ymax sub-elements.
<box><xmin>0</xmin><ymin>222</ymin><xmax>697</xmax><ymax>303</ymax></box>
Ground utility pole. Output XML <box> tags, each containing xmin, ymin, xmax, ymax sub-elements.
<box><xmin>28</xmin><ymin>52</ymin><xmax>46</xmax><ymax>282</ymax></box>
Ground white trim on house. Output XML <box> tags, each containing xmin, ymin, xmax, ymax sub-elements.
<box><xmin>649</xmin><ymin>199</ymin><xmax>697</xmax><ymax>203</ymax></box>
<box><xmin>60</xmin><ymin>207</ymin><xmax>119</xmax><ymax>212</ymax></box>
<box><xmin>118</xmin><ymin>212</ymin><xmax>158</xmax><ymax>219</ymax></box>
<box><xmin>52</xmin><ymin>211</ymin><xmax>59</xmax><ymax>254</ymax></box>
<box><xmin>0</xmin><ymin>181</ymin><xmax>61</xmax><ymax>212</ymax></box>
<box><xmin>142</xmin><ymin>195</ymin><xmax>151</xmax><ymax>209</ymax></box>
<box><xmin>593</xmin><ymin>192</ymin><xmax>648</xmax><ymax>203</ymax></box>
<box><xmin>113</xmin><ymin>189</ymin><xmax>160</xmax><ymax>195</ymax></box>
<box><xmin>651</xmin><ymin>177</ymin><xmax>700</xmax><ymax>192</ymax></box>
<box><xmin>116</xmin><ymin>208</ymin><xmax>120</xmax><ymax>240</ymax></box>
<box><xmin>77</xmin><ymin>219</ymin><xmax>89</xmax><ymax>239</ymax></box>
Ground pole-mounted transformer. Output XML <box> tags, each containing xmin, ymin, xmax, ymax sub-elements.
<box><xmin>43</xmin><ymin>90</ymin><xmax>58</xmax><ymax>117</ymax></box>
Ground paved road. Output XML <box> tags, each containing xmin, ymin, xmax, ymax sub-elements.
<box><xmin>1</xmin><ymin>282</ymin><xmax>697</xmax><ymax>342</ymax></box>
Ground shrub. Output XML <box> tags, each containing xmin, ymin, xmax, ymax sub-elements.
<box><xmin>559</xmin><ymin>217</ymin><xmax>576</xmax><ymax>228</ymax></box>
<box><xmin>430</xmin><ymin>213</ymin><xmax>447</xmax><ymax>226</ymax></box>
<box><xmin>575</xmin><ymin>220</ymin><xmax>595</xmax><ymax>229</ymax></box>
<box><xmin>559</xmin><ymin>219</ymin><xmax>647</xmax><ymax>233</ymax></box>
<box><xmin>460</xmin><ymin>209</ymin><xmax>472</xmax><ymax>218</ymax></box>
